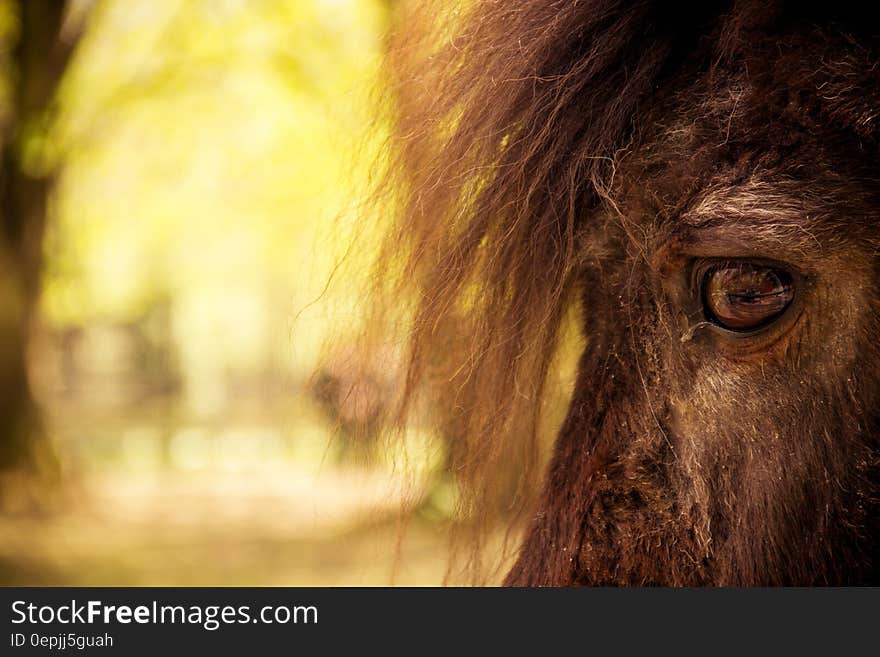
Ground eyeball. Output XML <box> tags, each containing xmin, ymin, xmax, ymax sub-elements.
<box><xmin>702</xmin><ymin>263</ymin><xmax>794</xmax><ymax>331</ymax></box>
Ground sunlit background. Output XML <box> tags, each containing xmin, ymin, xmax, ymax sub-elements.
<box><xmin>0</xmin><ymin>0</ymin><xmax>459</xmax><ymax>585</ymax></box>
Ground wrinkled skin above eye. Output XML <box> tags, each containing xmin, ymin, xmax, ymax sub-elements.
<box><xmin>702</xmin><ymin>264</ymin><xmax>794</xmax><ymax>331</ymax></box>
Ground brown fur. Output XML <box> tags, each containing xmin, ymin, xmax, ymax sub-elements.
<box><xmin>358</xmin><ymin>0</ymin><xmax>880</xmax><ymax>585</ymax></box>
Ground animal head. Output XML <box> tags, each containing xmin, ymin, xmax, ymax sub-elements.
<box><xmin>362</xmin><ymin>0</ymin><xmax>880</xmax><ymax>585</ymax></box>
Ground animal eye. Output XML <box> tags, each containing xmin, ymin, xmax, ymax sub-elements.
<box><xmin>702</xmin><ymin>263</ymin><xmax>794</xmax><ymax>331</ymax></box>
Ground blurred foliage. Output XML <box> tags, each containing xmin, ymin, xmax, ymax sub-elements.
<box><xmin>0</xmin><ymin>1</ymin><xmax>16</xmax><ymax>126</ymax></box>
<box><xmin>0</xmin><ymin>0</ymin><xmax>465</xmax><ymax>585</ymax></box>
<box><xmin>42</xmin><ymin>0</ymin><xmax>387</xmax><ymax>410</ymax></box>
<box><xmin>1</xmin><ymin>0</ymin><xmax>571</xmax><ymax>585</ymax></box>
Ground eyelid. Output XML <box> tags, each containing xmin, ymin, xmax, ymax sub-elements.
<box><xmin>653</xmin><ymin>224</ymin><xmax>817</xmax><ymax>282</ymax></box>
<box><xmin>688</xmin><ymin>257</ymin><xmax>801</xmax><ymax>298</ymax></box>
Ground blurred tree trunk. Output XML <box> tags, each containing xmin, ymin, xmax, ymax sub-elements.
<box><xmin>0</xmin><ymin>0</ymin><xmax>76</xmax><ymax>501</ymax></box>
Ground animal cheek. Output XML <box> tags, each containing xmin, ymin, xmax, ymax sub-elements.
<box><xmin>665</xmin><ymin>393</ymin><xmax>708</xmax><ymax>448</ymax></box>
<box><xmin>663</xmin><ymin>370</ymin><xmax>756</xmax><ymax>443</ymax></box>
